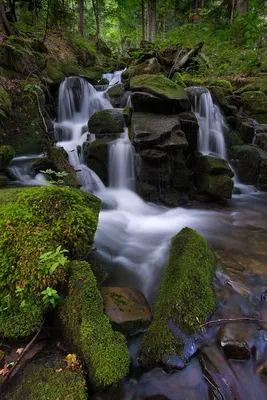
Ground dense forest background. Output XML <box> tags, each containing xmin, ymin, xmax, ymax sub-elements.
<box><xmin>0</xmin><ymin>0</ymin><xmax>267</xmax><ymax>77</ymax></box>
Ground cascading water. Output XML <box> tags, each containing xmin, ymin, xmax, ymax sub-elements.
<box><xmin>8</xmin><ymin>155</ymin><xmax>48</xmax><ymax>186</ymax></box>
<box><xmin>102</xmin><ymin>69</ymin><xmax>124</xmax><ymax>86</ymax></box>
<box><xmin>55</xmin><ymin>76</ymin><xmax>112</xmax><ymax>193</ymax></box>
<box><xmin>186</xmin><ymin>87</ymin><xmax>227</xmax><ymax>158</ymax></box>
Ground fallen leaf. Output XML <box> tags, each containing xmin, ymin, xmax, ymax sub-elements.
<box><xmin>16</xmin><ymin>348</ymin><xmax>24</xmax><ymax>355</ymax></box>
<box><xmin>0</xmin><ymin>364</ymin><xmax>10</xmax><ymax>376</ymax></box>
<box><xmin>56</xmin><ymin>368</ymin><xmax>63</xmax><ymax>373</ymax></box>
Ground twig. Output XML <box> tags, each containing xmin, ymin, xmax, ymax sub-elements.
<box><xmin>36</xmin><ymin>94</ymin><xmax>50</xmax><ymax>138</ymax></box>
<box><xmin>200</xmin><ymin>317</ymin><xmax>267</xmax><ymax>328</ymax></box>
<box><xmin>2</xmin><ymin>319</ymin><xmax>45</xmax><ymax>385</ymax></box>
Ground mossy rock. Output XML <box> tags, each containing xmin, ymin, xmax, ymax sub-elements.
<box><xmin>124</xmin><ymin>57</ymin><xmax>161</xmax><ymax>80</ymax></box>
<box><xmin>107</xmin><ymin>83</ymin><xmax>124</xmax><ymax>98</ymax></box>
<box><xmin>196</xmin><ymin>173</ymin><xmax>234</xmax><ymax>199</ymax></box>
<box><xmin>61</xmin><ymin>63</ymin><xmax>103</xmax><ymax>85</ymax></box>
<box><xmin>140</xmin><ymin>227</ymin><xmax>215</xmax><ymax>367</ymax></box>
<box><xmin>123</xmin><ymin>107</ymin><xmax>132</xmax><ymax>127</ymax></box>
<box><xmin>59</xmin><ymin>261</ymin><xmax>129</xmax><ymax>389</ymax></box>
<box><xmin>205</xmin><ymin>78</ymin><xmax>233</xmax><ymax>92</ymax></box>
<box><xmin>0</xmin><ymin>174</ymin><xmax>8</xmax><ymax>187</ymax></box>
<box><xmin>235</xmin><ymin>81</ymin><xmax>267</xmax><ymax>96</ymax></box>
<box><xmin>171</xmin><ymin>72</ymin><xmax>187</xmax><ymax>88</ymax></box>
<box><xmin>230</xmin><ymin>131</ymin><xmax>244</xmax><ymax>146</ymax></box>
<box><xmin>0</xmin><ymin>145</ymin><xmax>15</xmax><ymax>171</ymax></box>
<box><xmin>9</xmin><ymin>363</ymin><xmax>87</xmax><ymax>400</ymax></box>
<box><xmin>83</xmin><ymin>139</ymin><xmax>110</xmax><ymax>185</ymax></box>
<box><xmin>196</xmin><ymin>154</ymin><xmax>234</xmax><ymax>177</ymax></box>
<box><xmin>44</xmin><ymin>57</ymin><xmax>64</xmax><ymax>81</ymax></box>
<box><xmin>0</xmin><ymin>85</ymin><xmax>11</xmax><ymax>119</ymax></box>
<box><xmin>0</xmin><ymin>186</ymin><xmax>101</xmax><ymax>339</ymax></box>
<box><xmin>229</xmin><ymin>144</ymin><xmax>265</xmax><ymax>184</ymax></box>
<box><xmin>241</xmin><ymin>91</ymin><xmax>267</xmax><ymax>119</ymax></box>
<box><xmin>88</xmin><ymin>109</ymin><xmax>124</xmax><ymax>136</ymax></box>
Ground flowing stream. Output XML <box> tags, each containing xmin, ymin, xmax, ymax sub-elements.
<box><xmin>6</xmin><ymin>73</ymin><xmax>267</xmax><ymax>399</ymax></box>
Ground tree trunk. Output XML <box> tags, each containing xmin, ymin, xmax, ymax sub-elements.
<box><xmin>237</xmin><ymin>0</ymin><xmax>248</xmax><ymax>14</ymax></box>
<box><xmin>142</xmin><ymin>0</ymin><xmax>145</xmax><ymax>41</ymax></box>
<box><xmin>92</xmin><ymin>0</ymin><xmax>100</xmax><ymax>39</ymax></box>
<box><xmin>0</xmin><ymin>0</ymin><xmax>14</xmax><ymax>35</ymax></box>
<box><xmin>78</xmin><ymin>0</ymin><xmax>84</xmax><ymax>35</ymax></box>
<box><xmin>148</xmin><ymin>0</ymin><xmax>156</xmax><ymax>42</ymax></box>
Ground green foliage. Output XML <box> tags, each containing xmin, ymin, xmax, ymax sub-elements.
<box><xmin>40</xmin><ymin>169</ymin><xmax>70</xmax><ymax>186</ymax></box>
<box><xmin>40</xmin><ymin>246</ymin><xmax>69</xmax><ymax>275</ymax></box>
<box><xmin>0</xmin><ymin>145</ymin><xmax>15</xmax><ymax>171</ymax></box>
<box><xmin>41</xmin><ymin>287</ymin><xmax>60</xmax><ymax>308</ymax></box>
<box><xmin>0</xmin><ymin>186</ymin><xmax>101</xmax><ymax>338</ymax></box>
<box><xmin>141</xmin><ymin>227</ymin><xmax>215</xmax><ymax>366</ymax></box>
<box><xmin>0</xmin><ymin>86</ymin><xmax>11</xmax><ymax>119</ymax></box>
<box><xmin>60</xmin><ymin>261</ymin><xmax>129</xmax><ymax>388</ymax></box>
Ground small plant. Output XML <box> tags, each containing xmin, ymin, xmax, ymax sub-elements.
<box><xmin>40</xmin><ymin>169</ymin><xmax>69</xmax><ymax>186</ymax></box>
<box><xmin>41</xmin><ymin>287</ymin><xmax>60</xmax><ymax>308</ymax></box>
<box><xmin>40</xmin><ymin>245</ymin><xmax>69</xmax><ymax>275</ymax></box>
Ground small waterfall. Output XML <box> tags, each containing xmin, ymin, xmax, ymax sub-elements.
<box><xmin>102</xmin><ymin>69</ymin><xmax>124</xmax><ymax>86</ymax></box>
<box><xmin>56</xmin><ymin>76</ymin><xmax>112</xmax><ymax>193</ymax></box>
<box><xmin>109</xmin><ymin>129</ymin><xmax>135</xmax><ymax>190</ymax></box>
<box><xmin>8</xmin><ymin>155</ymin><xmax>48</xmax><ymax>186</ymax></box>
<box><xmin>187</xmin><ymin>87</ymin><xmax>227</xmax><ymax>158</ymax></box>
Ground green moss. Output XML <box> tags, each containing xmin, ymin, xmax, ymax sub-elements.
<box><xmin>230</xmin><ymin>131</ymin><xmax>244</xmax><ymax>145</ymax></box>
<box><xmin>140</xmin><ymin>228</ymin><xmax>215</xmax><ymax>366</ymax></box>
<box><xmin>0</xmin><ymin>145</ymin><xmax>15</xmax><ymax>171</ymax></box>
<box><xmin>0</xmin><ymin>174</ymin><xmax>7</xmax><ymax>187</ymax></box>
<box><xmin>44</xmin><ymin>57</ymin><xmax>64</xmax><ymax>81</ymax></box>
<box><xmin>204</xmin><ymin>78</ymin><xmax>232</xmax><ymax>91</ymax></box>
<box><xmin>9</xmin><ymin>363</ymin><xmax>87</xmax><ymax>400</ymax></box>
<box><xmin>0</xmin><ymin>187</ymin><xmax>25</xmax><ymax>205</ymax></box>
<box><xmin>241</xmin><ymin>91</ymin><xmax>267</xmax><ymax>115</ymax></box>
<box><xmin>235</xmin><ymin>81</ymin><xmax>267</xmax><ymax>95</ymax></box>
<box><xmin>61</xmin><ymin>63</ymin><xmax>104</xmax><ymax>84</ymax></box>
<box><xmin>0</xmin><ymin>85</ymin><xmax>11</xmax><ymax>119</ymax></box>
<box><xmin>88</xmin><ymin>109</ymin><xmax>124</xmax><ymax>134</ymax></box>
<box><xmin>59</xmin><ymin>261</ymin><xmax>129</xmax><ymax>388</ymax></box>
<box><xmin>0</xmin><ymin>186</ymin><xmax>101</xmax><ymax>338</ymax></box>
<box><xmin>130</xmin><ymin>74</ymin><xmax>188</xmax><ymax>100</ymax></box>
<box><xmin>196</xmin><ymin>173</ymin><xmax>234</xmax><ymax>198</ymax></box>
<box><xmin>196</xmin><ymin>154</ymin><xmax>234</xmax><ymax>177</ymax></box>
<box><xmin>107</xmin><ymin>84</ymin><xmax>124</xmax><ymax>98</ymax></box>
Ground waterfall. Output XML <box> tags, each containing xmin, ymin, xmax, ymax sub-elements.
<box><xmin>108</xmin><ymin>129</ymin><xmax>135</xmax><ymax>190</ymax></box>
<box><xmin>102</xmin><ymin>69</ymin><xmax>124</xmax><ymax>86</ymax></box>
<box><xmin>187</xmin><ymin>87</ymin><xmax>227</xmax><ymax>158</ymax></box>
<box><xmin>8</xmin><ymin>155</ymin><xmax>48</xmax><ymax>186</ymax></box>
<box><xmin>55</xmin><ymin>76</ymin><xmax>112</xmax><ymax>193</ymax></box>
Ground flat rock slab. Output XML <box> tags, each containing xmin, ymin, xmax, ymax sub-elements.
<box><xmin>131</xmin><ymin>112</ymin><xmax>182</xmax><ymax>148</ymax></box>
<box><xmin>101</xmin><ymin>287</ymin><xmax>152</xmax><ymax>336</ymax></box>
<box><xmin>219</xmin><ymin>324</ymin><xmax>252</xmax><ymax>360</ymax></box>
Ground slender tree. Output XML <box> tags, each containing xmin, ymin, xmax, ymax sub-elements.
<box><xmin>147</xmin><ymin>0</ymin><xmax>156</xmax><ymax>42</ymax></box>
<box><xmin>142</xmin><ymin>0</ymin><xmax>145</xmax><ymax>41</ymax></box>
<box><xmin>78</xmin><ymin>0</ymin><xmax>84</xmax><ymax>35</ymax></box>
<box><xmin>0</xmin><ymin>0</ymin><xmax>14</xmax><ymax>35</ymax></box>
<box><xmin>92</xmin><ymin>0</ymin><xmax>100</xmax><ymax>38</ymax></box>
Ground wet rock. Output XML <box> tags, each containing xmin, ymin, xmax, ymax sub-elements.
<box><xmin>130</xmin><ymin>74</ymin><xmax>190</xmax><ymax>114</ymax></box>
<box><xmin>196</xmin><ymin>173</ymin><xmax>234</xmax><ymax>199</ymax></box>
<box><xmin>138</xmin><ymin>183</ymin><xmax>158</xmax><ymax>201</ymax></box>
<box><xmin>123</xmin><ymin>106</ymin><xmax>132</xmax><ymax>127</ymax></box>
<box><xmin>123</xmin><ymin>57</ymin><xmax>161</xmax><ymax>80</ymax></box>
<box><xmin>139</xmin><ymin>159</ymin><xmax>171</xmax><ymax>188</ymax></box>
<box><xmin>88</xmin><ymin>108</ymin><xmax>124</xmax><ymax>137</ymax></box>
<box><xmin>178</xmin><ymin>111</ymin><xmax>199</xmax><ymax>153</ymax></box>
<box><xmin>140</xmin><ymin>149</ymin><xmax>168</xmax><ymax>162</ymax></box>
<box><xmin>107</xmin><ymin>84</ymin><xmax>129</xmax><ymax>108</ymax></box>
<box><xmin>196</xmin><ymin>154</ymin><xmax>234</xmax><ymax>177</ymax></box>
<box><xmin>226</xmin><ymin>95</ymin><xmax>244</xmax><ymax>110</ymax></box>
<box><xmin>237</xmin><ymin>119</ymin><xmax>255</xmax><ymax>143</ymax></box>
<box><xmin>241</xmin><ymin>91</ymin><xmax>267</xmax><ymax>122</ymax></box>
<box><xmin>155</xmin><ymin>131</ymin><xmax>188</xmax><ymax>150</ymax></box>
<box><xmin>254</xmin><ymin>132</ymin><xmax>267</xmax><ymax>152</ymax></box>
<box><xmin>83</xmin><ymin>139</ymin><xmax>110</xmax><ymax>185</ymax></box>
<box><xmin>101</xmin><ymin>287</ymin><xmax>152</xmax><ymax>336</ymax></box>
<box><xmin>131</xmin><ymin>112</ymin><xmax>181</xmax><ymax>148</ymax></box>
<box><xmin>229</xmin><ymin>144</ymin><xmax>264</xmax><ymax>184</ymax></box>
<box><xmin>219</xmin><ymin>324</ymin><xmax>252</xmax><ymax>360</ymax></box>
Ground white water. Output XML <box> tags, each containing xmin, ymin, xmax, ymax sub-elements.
<box><xmin>102</xmin><ymin>69</ymin><xmax>124</xmax><ymax>86</ymax></box>
<box><xmin>187</xmin><ymin>87</ymin><xmax>227</xmax><ymax>158</ymax></box>
<box><xmin>8</xmin><ymin>155</ymin><xmax>48</xmax><ymax>186</ymax></box>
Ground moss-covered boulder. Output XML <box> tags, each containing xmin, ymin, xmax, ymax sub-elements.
<box><xmin>229</xmin><ymin>144</ymin><xmax>264</xmax><ymax>184</ymax></box>
<box><xmin>9</xmin><ymin>363</ymin><xmax>87</xmax><ymax>400</ymax></box>
<box><xmin>234</xmin><ymin>81</ymin><xmax>267</xmax><ymax>96</ymax></box>
<box><xmin>44</xmin><ymin>57</ymin><xmax>64</xmax><ymax>81</ymax></box>
<box><xmin>140</xmin><ymin>227</ymin><xmax>215</xmax><ymax>367</ymax></box>
<box><xmin>0</xmin><ymin>85</ymin><xmax>11</xmax><ymax>119</ymax></box>
<box><xmin>61</xmin><ymin>63</ymin><xmax>103</xmax><ymax>85</ymax></box>
<box><xmin>88</xmin><ymin>109</ymin><xmax>124</xmax><ymax>136</ymax></box>
<box><xmin>196</xmin><ymin>154</ymin><xmax>234</xmax><ymax>177</ymax></box>
<box><xmin>0</xmin><ymin>186</ymin><xmax>101</xmax><ymax>339</ymax></box>
<box><xmin>0</xmin><ymin>145</ymin><xmax>15</xmax><ymax>171</ymax></box>
<box><xmin>130</xmin><ymin>74</ymin><xmax>190</xmax><ymax>114</ymax></box>
<box><xmin>123</xmin><ymin>57</ymin><xmax>161</xmax><ymax>80</ymax></box>
<box><xmin>59</xmin><ymin>261</ymin><xmax>129</xmax><ymax>388</ymax></box>
<box><xmin>107</xmin><ymin>84</ymin><xmax>128</xmax><ymax>108</ymax></box>
<box><xmin>241</xmin><ymin>91</ymin><xmax>267</xmax><ymax>122</ymax></box>
<box><xmin>196</xmin><ymin>173</ymin><xmax>234</xmax><ymax>199</ymax></box>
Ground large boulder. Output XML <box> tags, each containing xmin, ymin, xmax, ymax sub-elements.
<box><xmin>254</xmin><ymin>132</ymin><xmax>267</xmax><ymax>152</ymax></box>
<box><xmin>0</xmin><ymin>187</ymin><xmax>101</xmax><ymax>339</ymax></box>
<box><xmin>229</xmin><ymin>145</ymin><xmax>264</xmax><ymax>184</ymax></box>
<box><xmin>88</xmin><ymin>109</ymin><xmax>124</xmax><ymax>137</ymax></box>
<box><xmin>123</xmin><ymin>57</ymin><xmax>161</xmax><ymax>80</ymax></box>
<box><xmin>178</xmin><ymin>112</ymin><xmax>199</xmax><ymax>153</ymax></box>
<box><xmin>131</xmin><ymin>112</ymin><xmax>187</xmax><ymax>149</ymax></box>
<box><xmin>101</xmin><ymin>287</ymin><xmax>152</xmax><ymax>336</ymax></box>
<box><xmin>107</xmin><ymin>84</ymin><xmax>129</xmax><ymax>108</ymax></box>
<box><xmin>196</xmin><ymin>154</ymin><xmax>234</xmax><ymax>177</ymax></box>
<box><xmin>59</xmin><ymin>261</ymin><xmax>129</xmax><ymax>389</ymax></box>
<box><xmin>140</xmin><ymin>227</ymin><xmax>215</xmax><ymax>368</ymax></box>
<box><xmin>130</xmin><ymin>74</ymin><xmax>190</xmax><ymax>114</ymax></box>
